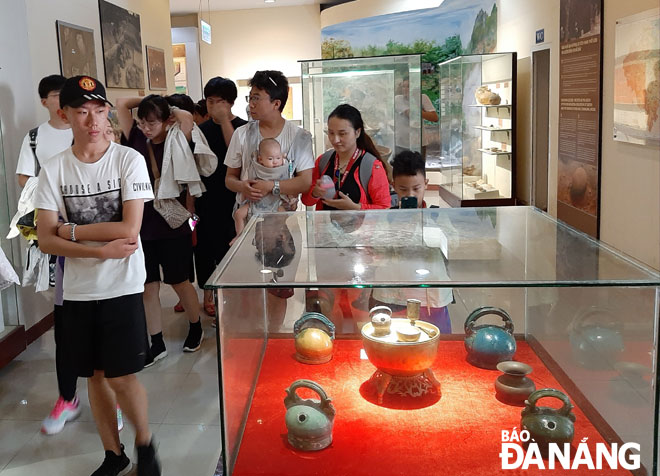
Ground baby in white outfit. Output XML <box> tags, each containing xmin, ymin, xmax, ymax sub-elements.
<box><xmin>233</xmin><ymin>138</ymin><xmax>293</xmax><ymax>240</ymax></box>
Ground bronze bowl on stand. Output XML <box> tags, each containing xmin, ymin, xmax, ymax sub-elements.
<box><xmin>361</xmin><ymin>311</ymin><xmax>441</xmax><ymax>404</ymax></box>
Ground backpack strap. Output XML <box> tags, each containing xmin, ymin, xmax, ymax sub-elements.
<box><xmin>318</xmin><ymin>149</ymin><xmax>377</xmax><ymax>203</ymax></box>
<box><xmin>28</xmin><ymin>127</ymin><xmax>40</xmax><ymax>176</ymax></box>
<box><xmin>358</xmin><ymin>152</ymin><xmax>377</xmax><ymax>203</ymax></box>
<box><xmin>318</xmin><ymin>149</ymin><xmax>335</xmax><ymax>176</ymax></box>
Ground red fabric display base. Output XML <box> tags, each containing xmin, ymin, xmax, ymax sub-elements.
<box><xmin>229</xmin><ymin>340</ymin><xmax>632</xmax><ymax>476</ymax></box>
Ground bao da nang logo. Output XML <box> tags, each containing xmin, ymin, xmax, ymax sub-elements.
<box><xmin>499</xmin><ymin>428</ymin><xmax>641</xmax><ymax>470</ymax></box>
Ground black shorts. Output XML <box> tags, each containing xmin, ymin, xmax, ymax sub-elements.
<box><xmin>143</xmin><ymin>235</ymin><xmax>193</xmax><ymax>285</ymax></box>
<box><xmin>61</xmin><ymin>293</ymin><xmax>149</xmax><ymax>378</ymax></box>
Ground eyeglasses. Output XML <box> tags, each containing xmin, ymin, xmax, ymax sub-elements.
<box><xmin>245</xmin><ymin>95</ymin><xmax>269</xmax><ymax>104</ymax></box>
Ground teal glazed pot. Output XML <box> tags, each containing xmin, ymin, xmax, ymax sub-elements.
<box><xmin>569</xmin><ymin>307</ymin><xmax>624</xmax><ymax>370</ymax></box>
<box><xmin>284</xmin><ymin>379</ymin><xmax>335</xmax><ymax>451</ymax></box>
<box><xmin>521</xmin><ymin>388</ymin><xmax>575</xmax><ymax>450</ymax></box>
<box><xmin>464</xmin><ymin>306</ymin><xmax>516</xmax><ymax>369</ymax></box>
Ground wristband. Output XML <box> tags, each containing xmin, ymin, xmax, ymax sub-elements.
<box><xmin>64</xmin><ymin>222</ymin><xmax>78</xmax><ymax>242</ymax></box>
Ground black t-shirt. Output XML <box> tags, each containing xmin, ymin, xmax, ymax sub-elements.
<box><xmin>121</xmin><ymin>121</ymin><xmax>191</xmax><ymax>241</ymax></box>
<box><xmin>196</xmin><ymin>116</ymin><xmax>247</xmax><ymax>217</ymax></box>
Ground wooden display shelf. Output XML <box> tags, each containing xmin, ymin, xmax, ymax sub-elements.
<box><xmin>469</xmin><ymin>104</ymin><xmax>512</xmax><ymax>108</ymax></box>
<box><xmin>473</xmin><ymin>125</ymin><xmax>511</xmax><ymax>132</ymax></box>
<box><xmin>478</xmin><ymin>148</ymin><xmax>512</xmax><ymax>155</ymax></box>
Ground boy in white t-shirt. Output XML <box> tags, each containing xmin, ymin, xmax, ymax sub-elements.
<box><xmin>16</xmin><ymin>75</ymin><xmax>73</xmax><ymax>187</ymax></box>
<box><xmin>35</xmin><ymin>76</ymin><xmax>161</xmax><ymax>476</ymax></box>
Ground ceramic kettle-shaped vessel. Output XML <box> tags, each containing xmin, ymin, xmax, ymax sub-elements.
<box><xmin>284</xmin><ymin>379</ymin><xmax>335</xmax><ymax>451</ymax></box>
<box><xmin>464</xmin><ymin>306</ymin><xmax>516</xmax><ymax>369</ymax></box>
<box><xmin>521</xmin><ymin>389</ymin><xmax>575</xmax><ymax>450</ymax></box>
<box><xmin>294</xmin><ymin>312</ymin><xmax>335</xmax><ymax>365</ymax></box>
<box><xmin>569</xmin><ymin>307</ymin><xmax>624</xmax><ymax>370</ymax></box>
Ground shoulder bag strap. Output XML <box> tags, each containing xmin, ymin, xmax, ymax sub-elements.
<box><xmin>146</xmin><ymin>140</ymin><xmax>160</xmax><ymax>180</ymax></box>
<box><xmin>29</xmin><ymin>127</ymin><xmax>40</xmax><ymax>175</ymax></box>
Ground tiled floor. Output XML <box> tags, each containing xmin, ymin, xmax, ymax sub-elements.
<box><xmin>0</xmin><ymin>286</ymin><xmax>221</xmax><ymax>476</ymax></box>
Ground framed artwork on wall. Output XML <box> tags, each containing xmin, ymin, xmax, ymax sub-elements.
<box><xmin>146</xmin><ymin>46</ymin><xmax>167</xmax><ymax>91</ymax></box>
<box><xmin>98</xmin><ymin>0</ymin><xmax>144</xmax><ymax>89</ymax></box>
<box><xmin>56</xmin><ymin>21</ymin><xmax>98</xmax><ymax>78</ymax></box>
<box><xmin>613</xmin><ymin>8</ymin><xmax>660</xmax><ymax>146</ymax></box>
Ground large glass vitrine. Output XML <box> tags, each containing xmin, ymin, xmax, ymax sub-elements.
<box><xmin>209</xmin><ymin>207</ymin><xmax>659</xmax><ymax>476</ymax></box>
<box><xmin>437</xmin><ymin>53</ymin><xmax>517</xmax><ymax>206</ymax></box>
<box><xmin>0</xmin><ymin>116</ymin><xmax>19</xmax><ymax>336</ymax></box>
<box><xmin>300</xmin><ymin>55</ymin><xmax>422</xmax><ymax>162</ymax></box>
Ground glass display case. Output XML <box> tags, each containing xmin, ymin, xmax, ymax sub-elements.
<box><xmin>300</xmin><ymin>55</ymin><xmax>422</xmax><ymax>163</ymax></box>
<box><xmin>437</xmin><ymin>53</ymin><xmax>517</xmax><ymax>206</ymax></box>
<box><xmin>208</xmin><ymin>207</ymin><xmax>659</xmax><ymax>476</ymax></box>
<box><xmin>0</xmin><ymin>115</ymin><xmax>19</xmax><ymax>336</ymax></box>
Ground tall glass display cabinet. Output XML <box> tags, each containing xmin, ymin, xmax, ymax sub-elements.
<box><xmin>0</xmin><ymin>115</ymin><xmax>19</xmax><ymax>340</ymax></box>
<box><xmin>209</xmin><ymin>207</ymin><xmax>660</xmax><ymax>476</ymax></box>
<box><xmin>438</xmin><ymin>53</ymin><xmax>517</xmax><ymax>206</ymax></box>
<box><xmin>300</xmin><ymin>55</ymin><xmax>422</xmax><ymax>162</ymax></box>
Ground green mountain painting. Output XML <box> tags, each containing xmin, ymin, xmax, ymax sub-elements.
<box><xmin>321</xmin><ymin>0</ymin><xmax>497</xmax><ymax>62</ymax></box>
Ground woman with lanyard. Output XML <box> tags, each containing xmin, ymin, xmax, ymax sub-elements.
<box><xmin>302</xmin><ymin>104</ymin><xmax>391</xmax><ymax>211</ymax></box>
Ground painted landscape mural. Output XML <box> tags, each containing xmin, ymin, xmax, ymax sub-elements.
<box><xmin>321</xmin><ymin>0</ymin><xmax>497</xmax><ymax>159</ymax></box>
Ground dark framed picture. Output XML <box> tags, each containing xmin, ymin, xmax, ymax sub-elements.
<box><xmin>98</xmin><ymin>0</ymin><xmax>144</xmax><ymax>88</ymax></box>
<box><xmin>56</xmin><ymin>21</ymin><xmax>98</xmax><ymax>78</ymax></box>
<box><xmin>145</xmin><ymin>45</ymin><xmax>167</xmax><ymax>90</ymax></box>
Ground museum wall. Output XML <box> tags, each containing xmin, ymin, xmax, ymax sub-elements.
<box><xmin>497</xmin><ymin>0</ymin><xmax>560</xmax><ymax>210</ymax></box>
<box><xmin>24</xmin><ymin>0</ymin><xmax>176</xmax><ymax>109</ymax></box>
<box><xmin>0</xmin><ymin>0</ymin><xmax>177</xmax><ymax>330</ymax></box>
<box><xmin>198</xmin><ymin>5</ymin><xmax>321</xmax><ymax>86</ymax></box>
<box><xmin>599</xmin><ymin>0</ymin><xmax>659</xmax><ymax>270</ymax></box>
<box><xmin>498</xmin><ymin>0</ymin><xmax>659</xmax><ymax>270</ymax></box>
<box><xmin>195</xmin><ymin>5</ymin><xmax>320</xmax><ymax>122</ymax></box>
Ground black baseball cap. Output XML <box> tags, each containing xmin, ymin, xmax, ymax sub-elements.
<box><xmin>59</xmin><ymin>76</ymin><xmax>113</xmax><ymax>109</ymax></box>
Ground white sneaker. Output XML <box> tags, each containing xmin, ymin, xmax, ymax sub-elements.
<box><xmin>41</xmin><ymin>396</ymin><xmax>81</xmax><ymax>435</ymax></box>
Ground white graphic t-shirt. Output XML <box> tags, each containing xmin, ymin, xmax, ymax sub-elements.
<box><xmin>395</xmin><ymin>94</ymin><xmax>435</xmax><ymax>148</ymax></box>
<box><xmin>35</xmin><ymin>142</ymin><xmax>154</xmax><ymax>301</ymax></box>
<box><xmin>15</xmin><ymin>122</ymin><xmax>73</xmax><ymax>177</ymax></box>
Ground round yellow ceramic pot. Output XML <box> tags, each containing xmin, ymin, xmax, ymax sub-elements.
<box><xmin>295</xmin><ymin>328</ymin><xmax>333</xmax><ymax>364</ymax></box>
<box><xmin>294</xmin><ymin>312</ymin><xmax>335</xmax><ymax>365</ymax></box>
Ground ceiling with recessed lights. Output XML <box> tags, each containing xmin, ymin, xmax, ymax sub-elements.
<box><xmin>170</xmin><ymin>0</ymin><xmax>352</xmax><ymax>15</ymax></box>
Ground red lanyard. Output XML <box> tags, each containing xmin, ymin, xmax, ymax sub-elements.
<box><xmin>333</xmin><ymin>148</ymin><xmax>363</xmax><ymax>191</ymax></box>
